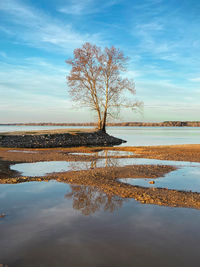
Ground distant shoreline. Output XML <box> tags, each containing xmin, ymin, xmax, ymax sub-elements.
<box><xmin>1</xmin><ymin>121</ymin><xmax>200</xmax><ymax>127</ymax></box>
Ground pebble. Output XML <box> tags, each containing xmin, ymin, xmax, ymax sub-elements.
<box><xmin>149</xmin><ymin>180</ymin><xmax>155</xmax><ymax>184</ymax></box>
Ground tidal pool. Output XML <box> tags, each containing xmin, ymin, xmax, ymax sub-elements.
<box><xmin>10</xmin><ymin>157</ymin><xmax>200</xmax><ymax>177</ymax></box>
<box><xmin>69</xmin><ymin>150</ymin><xmax>135</xmax><ymax>157</ymax></box>
<box><xmin>119</xmin><ymin>165</ymin><xmax>200</xmax><ymax>193</ymax></box>
<box><xmin>0</xmin><ymin>181</ymin><xmax>200</xmax><ymax>266</ymax></box>
<box><xmin>8</xmin><ymin>150</ymin><xmax>38</xmax><ymax>153</ymax></box>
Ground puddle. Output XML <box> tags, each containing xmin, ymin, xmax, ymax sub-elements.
<box><xmin>69</xmin><ymin>152</ymin><xmax>95</xmax><ymax>156</ymax></box>
<box><xmin>1</xmin><ymin>180</ymin><xmax>200</xmax><ymax>266</ymax></box>
<box><xmin>8</xmin><ymin>150</ymin><xmax>38</xmax><ymax>153</ymax></box>
<box><xmin>96</xmin><ymin>150</ymin><xmax>135</xmax><ymax>157</ymax></box>
<box><xmin>10</xmin><ymin>157</ymin><xmax>200</xmax><ymax>177</ymax></box>
<box><xmin>119</xmin><ymin>166</ymin><xmax>200</xmax><ymax>193</ymax></box>
<box><xmin>69</xmin><ymin>150</ymin><xmax>135</xmax><ymax>157</ymax></box>
<box><xmin>10</xmin><ymin>161</ymin><xmax>74</xmax><ymax>177</ymax></box>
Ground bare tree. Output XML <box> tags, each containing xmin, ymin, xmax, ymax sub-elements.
<box><xmin>66</xmin><ymin>42</ymin><xmax>141</xmax><ymax>132</ymax></box>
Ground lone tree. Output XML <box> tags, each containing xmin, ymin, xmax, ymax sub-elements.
<box><xmin>66</xmin><ymin>42</ymin><xmax>141</xmax><ymax>132</ymax></box>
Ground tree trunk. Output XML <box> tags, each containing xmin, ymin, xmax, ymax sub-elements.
<box><xmin>101</xmin><ymin>110</ymin><xmax>107</xmax><ymax>132</ymax></box>
<box><xmin>98</xmin><ymin>119</ymin><xmax>102</xmax><ymax>131</ymax></box>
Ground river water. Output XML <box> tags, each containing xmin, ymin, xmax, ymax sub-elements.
<box><xmin>1</xmin><ymin>126</ymin><xmax>200</xmax><ymax>266</ymax></box>
<box><xmin>1</xmin><ymin>125</ymin><xmax>200</xmax><ymax>146</ymax></box>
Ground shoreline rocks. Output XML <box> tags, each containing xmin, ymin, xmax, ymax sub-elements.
<box><xmin>0</xmin><ymin>131</ymin><xmax>126</xmax><ymax>148</ymax></box>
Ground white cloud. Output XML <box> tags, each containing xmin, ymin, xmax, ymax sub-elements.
<box><xmin>0</xmin><ymin>60</ymin><xmax>95</xmax><ymax>123</ymax></box>
<box><xmin>133</xmin><ymin>20</ymin><xmax>176</xmax><ymax>55</ymax></box>
<box><xmin>123</xmin><ymin>70</ymin><xmax>142</xmax><ymax>79</ymax></box>
<box><xmin>58</xmin><ymin>0</ymin><xmax>120</xmax><ymax>15</ymax></box>
<box><xmin>0</xmin><ymin>0</ymin><xmax>103</xmax><ymax>54</ymax></box>
<box><xmin>0</xmin><ymin>62</ymin><xmax>68</xmax><ymax>101</ymax></box>
<box><xmin>189</xmin><ymin>77</ymin><xmax>200</xmax><ymax>82</ymax></box>
<box><xmin>136</xmin><ymin>22</ymin><xmax>163</xmax><ymax>32</ymax></box>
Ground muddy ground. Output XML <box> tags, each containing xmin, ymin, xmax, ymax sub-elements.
<box><xmin>1</xmin><ymin>144</ymin><xmax>200</xmax><ymax>209</ymax></box>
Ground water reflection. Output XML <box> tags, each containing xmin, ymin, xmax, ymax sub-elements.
<box><xmin>10</xmin><ymin>156</ymin><xmax>200</xmax><ymax>177</ymax></box>
<box><xmin>8</xmin><ymin>150</ymin><xmax>38</xmax><ymax>153</ymax></box>
<box><xmin>9</xmin><ymin>153</ymin><xmax>129</xmax><ymax>177</ymax></box>
<box><xmin>1</xmin><ymin>181</ymin><xmax>200</xmax><ymax>266</ymax></box>
<box><xmin>65</xmin><ymin>185</ymin><xmax>125</xmax><ymax>215</ymax></box>
<box><xmin>69</xmin><ymin>150</ymin><xmax>135</xmax><ymax>157</ymax></box>
<box><xmin>119</xmin><ymin>166</ymin><xmax>200</xmax><ymax>193</ymax></box>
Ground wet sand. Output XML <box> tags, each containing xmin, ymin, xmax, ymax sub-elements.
<box><xmin>114</xmin><ymin>144</ymin><xmax>200</xmax><ymax>162</ymax></box>
<box><xmin>1</xmin><ymin>144</ymin><xmax>200</xmax><ymax>209</ymax></box>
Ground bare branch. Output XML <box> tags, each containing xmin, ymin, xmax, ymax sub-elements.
<box><xmin>66</xmin><ymin>42</ymin><xmax>142</xmax><ymax>132</ymax></box>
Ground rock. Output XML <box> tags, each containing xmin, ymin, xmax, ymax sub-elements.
<box><xmin>149</xmin><ymin>180</ymin><xmax>155</xmax><ymax>184</ymax></box>
<box><xmin>0</xmin><ymin>131</ymin><xmax>126</xmax><ymax>148</ymax></box>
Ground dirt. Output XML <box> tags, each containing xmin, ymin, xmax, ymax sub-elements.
<box><xmin>0</xmin><ymin>128</ymin><xmax>95</xmax><ymax>135</ymax></box>
<box><xmin>111</xmin><ymin>144</ymin><xmax>200</xmax><ymax>162</ymax></box>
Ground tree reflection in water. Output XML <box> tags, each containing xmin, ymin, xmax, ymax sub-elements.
<box><xmin>65</xmin><ymin>151</ymin><xmax>129</xmax><ymax>215</ymax></box>
<box><xmin>68</xmin><ymin>150</ymin><xmax>121</xmax><ymax>171</ymax></box>
<box><xmin>65</xmin><ymin>185</ymin><xmax>126</xmax><ymax>215</ymax></box>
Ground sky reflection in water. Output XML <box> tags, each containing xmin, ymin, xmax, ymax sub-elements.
<box><xmin>120</xmin><ymin>166</ymin><xmax>200</xmax><ymax>193</ymax></box>
<box><xmin>10</xmin><ymin>157</ymin><xmax>200</xmax><ymax>193</ymax></box>
<box><xmin>1</xmin><ymin>181</ymin><xmax>200</xmax><ymax>266</ymax></box>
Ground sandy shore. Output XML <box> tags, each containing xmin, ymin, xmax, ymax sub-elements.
<box><xmin>1</xmin><ymin>144</ymin><xmax>200</xmax><ymax>209</ymax></box>
<box><xmin>119</xmin><ymin>144</ymin><xmax>200</xmax><ymax>162</ymax></box>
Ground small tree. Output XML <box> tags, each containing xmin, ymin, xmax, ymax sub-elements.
<box><xmin>66</xmin><ymin>42</ymin><xmax>141</xmax><ymax>132</ymax></box>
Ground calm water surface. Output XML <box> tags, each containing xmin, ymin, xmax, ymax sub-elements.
<box><xmin>1</xmin><ymin>181</ymin><xmax>200</xmax><ymax>267</ymax></box>
<box><xmin>1</xmin><ymin>125</ymin><xmax>200</xmax><ymax>146</ymax></box>
<box><xmin>10</xmin><ymin>158</ymin><xmax>200</xmax><ymax>192</ymax></box>
<box><xmin>107</xmin><ymin>126</ymin><xmax>200</xmax><ymax>146</ymax></box>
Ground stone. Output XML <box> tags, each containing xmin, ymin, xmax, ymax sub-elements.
<box><xmin>0</xmin><ymin>131</ymin><xmax>126</xmax><ymax>148</ymax></box>
<box><xmin>149</xmin><ymin>180</ymin><xmax>155</xmax><ymax>184</ymax></box>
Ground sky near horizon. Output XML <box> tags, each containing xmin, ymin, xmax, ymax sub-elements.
<box><xmin>0</xmin><ymin>0</ymin><xmax>200</xmax><ymax>123</ymax></box>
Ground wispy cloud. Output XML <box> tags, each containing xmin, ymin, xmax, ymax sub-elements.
<box><xmin>136</xmin><ymin>22</ymin><xmax>163</xmax><ymax>33</ymax></box>
<box><xmin>0</xmin><ymin>51</ymin><xmax>8</xmax><ymax>59</ymax></box>
<box><xmin>128</xmin><ymin>0</ymin><xmax>200</xmax><ymax>68</ymax></box>
<box><xmin>0</xmin><ymin>61</ymin><xmax>66</xmax><ymax>98</ymax></box>
<box><xmin>133</xmin><ymin>20</ymin><xmax>177</xmax><ymax>56</ymax></box>
<box><xmin>58</xmin><ymin>0</ymin><xmax>119</xmax><ymax>15</ymax></box>
<box><xmin>189</xmin><ymin>77</ymin><xmax>200</xmax><ymax>82</ymax></box>
<box><xmin>0</xmin><ymin>0</ymin><xmax>103</xmax><ymax>54</ymax></box>
<box><xmin>0</xmin><ymin>60</ymin><xmax>94</xmax><ymax>123</ymax></box>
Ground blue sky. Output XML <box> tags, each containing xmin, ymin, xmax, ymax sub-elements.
<box><xmin>0</xmin><ymin>0</ymin><xmax>200</xmax><ymax>123</ymax></box>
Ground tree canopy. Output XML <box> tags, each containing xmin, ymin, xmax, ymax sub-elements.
<box><xmin>66</xmin><ymin>42</ymin><xmax>141</xmax><ymax>132</ymax></box>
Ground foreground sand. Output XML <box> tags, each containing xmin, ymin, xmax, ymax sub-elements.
<box><xmin>1</xmin><ymin>144</ymin><xmax>200</xmax><ymax>209</ymax></box>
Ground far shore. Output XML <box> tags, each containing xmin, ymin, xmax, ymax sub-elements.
<box><xmin>1</xmin><ymin>120</ymin><xmax>200</xmax><ymax>127</ymax></box>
